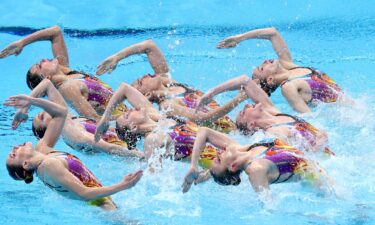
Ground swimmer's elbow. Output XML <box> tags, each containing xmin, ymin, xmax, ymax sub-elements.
<box><xmin>143</xmin><ymin>39</ymin><xmax>158</xmax><ymax>52</ymax></box>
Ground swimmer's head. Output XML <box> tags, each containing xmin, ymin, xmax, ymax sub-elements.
<box><xmin>235</xmin><ymin>103</ymin><xmax>263</xmax><ymax>135</ymax></box>
<box><xmin>252</xmin><ymin>59</ymin><xmax>282</xmax><ymax>96</ymax></box>
<box><xmin>209</xmin><ymin>147</ymin><xmax>242</xmax><ymax>186</ymax></box>
<box><xmin>32</xmin><ymin>112</ymin><xmax>52</xmax><ymax>139</ymax></box>
<box><xmin>131</xmin><ymin>74</ymin><xmax>165</xmax><ymax>102</ymax></box>
<box><xmin>26</xmin><ymin>59</ymin><xmax>59</xmax><ymax>89</ymax></box>
<box><xmin>115</xmin><ymin>109</ymin><xmax>147</xmax><ymax>149</ymax></box>
<box><xmin>6</xmin><ymin>142</ymin><xmax>35</xmax><ymax>184</ymax></box>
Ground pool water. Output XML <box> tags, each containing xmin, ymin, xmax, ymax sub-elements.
<box><xmin>0</xmin><ymin>1</ymin><xmax>375</xmax><ymax>225</ymax></box>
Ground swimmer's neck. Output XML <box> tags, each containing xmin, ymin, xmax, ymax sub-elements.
<box><xmin>50</xmin><ymin>71</ymin><xmax>69</xmax><ymax>87</ymax></box>
<box><xmin>230</xmin><ymin>151</ymin><xmax>254</xmax><ymax>171</ymax></box>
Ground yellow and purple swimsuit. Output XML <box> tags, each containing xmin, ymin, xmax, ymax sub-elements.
<box><xmin>168</xmin><ymin>121</ymin><xmax>219</xmax><ymax>169</ymax></box>
<box><xmin>282</xmin><ymin>67</ymin><xmax>341</xmax><ymax>103</ymax></box>
<box><xmin>73</xmin><ymin>117</ymin><xmax>128</xmax><ymax>148</ymax></box>
<box><xmin>67</xmin><ymin>71</ymin><xmax>127</xmax><ymax>117</ymax></box>
<box><xmin>41</xmin><ymin>152</ymin><xmax>114</xmax><ymax>206</ymax></box>
<box><xmin>247</xmin><ymin>139</ymin><xmax>321</xmax><ymax>184</ymax></box>
<box><xmin>267</xmin><ymin>114</ymin><xmax>334</xmax><ymax>155</ymax></box>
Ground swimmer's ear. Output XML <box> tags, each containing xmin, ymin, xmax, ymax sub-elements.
<box><xmin>229</xmin><ymin>163</ymin><xmax>238</xmax><ymax>172</ymax></box>
<box><xmin>247</xmin><ymin>122</ymin><xmax>256</xmax><ymax>131</ymax></box>
<box><xmin>145</xmin><ymin>92</ymin><xmax>152</xmax><ymax>99</ymax></box>
<box><xmin>266</xmin><ymin>76</ymin><xmax>274</xmax><ymax>85</ymax></box>
<box><xmin>130</xmin><ymin>125</ymin><xmax>138</xmax><ymax>132</ymax></box>
<box><xmin>22</xmin><ymin>160</ymin><xmax>31</xmax><ymax>171</ymax></box>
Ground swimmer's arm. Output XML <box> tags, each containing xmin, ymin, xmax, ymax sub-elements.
<box><xmin>218</xmin><ymin>27</ymin><xmax>295</xmax><ymax>68</ymax></box>
<box><xmin>59</xmin><ymin>82</ymin><xmax>101</xmax><ymax>121</ymax></box>
<box><xmin>202</xmin><ymin>75</ymin><xmax>278</xmax><ymax>113</ymax></box>
<box><xmin>182</xmin><ymin>127</ymin><xmax>236</xmax><ymax>193</ymax></box>
<box><xmin>144</xmin><ymin>132</ymin><xmax>167</xmax><ymax>162</ymax></box>
<box><xmin>12</xmin><ymin>79</ymin><xmax>67</xmax><ymax>129</ymax></box>
<box><xmin>75</xmin><ymin>132</ymin><xmax>144</xmax><ymax>158</ymax></box>
<box><xmin>281</xmin><ymin>85</ymin><xmax>311</xmax><ymax>113</ymax></box>
<box><xmin>97</xmin><ymin>39</ymin><xmax>169</xmax><ymax>76</ymax></box>
<box><xmin>101</xmin><ymin>83</ymin><xmax>158</xmax><ymax>121</ymax></box>
<box><xmin>30</xmin><ymin>79</ymin><xmax>67</xmax><ymax>106</ymax></box>
<box><xmin>44</xmin><ymin>161</ymin><xmax>143</xmax><ymax>201</ymax></box>
<box><xmin>27</xmin><ymin>97</ymin><xmax>67</xmax><ymax>150</ymax></box>
<box><xmin>0</xmin><ymin>26</ymin><xmax>69</xmax><ymax>66</ymax></box>
<box><xmin>190</xmin><ymin>127</ymin><xmax>237</xmax><ymax>169</ymax></box>
<box><xmin>193</xmin><ymin>92</ymin><xmax>247</xmax><ymax>123</ymax></box>
<box><xmin>164</xmin><ymin>93</ymin><xmax>244</xmax><ymax>124</ymax></box>
<box><xmin>313</xmin><ymin>129</ymin><xmax>329</xmax><ymax>152</ymax></box>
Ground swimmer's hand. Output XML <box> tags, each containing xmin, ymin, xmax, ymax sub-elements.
<box><xmin>217</xmin><ymin>36</ymin><xmax>239</xmax><ymax>49</ymax></box>
<box><xmin>96</xmin><ymin>56</ymin><xmax>118</xmax><ymax>75</ymax></box>
<box><xmin>182</xmin><ymin>167</ymin><xmax>199</xmax><ymax>193</ymax></box>
<box><xmin>12</xmin><ymin>108</ymin><xmax>29</xmax><ymax>130</ymax></box>
<box><xmin>4</xmin><ymin>95</ymin><xmax>32</xmax><ymax>109</ymax></box>
<box><xmin>195</xmin><ymin>93</ymin><xmax>213</xmax><ymax>113</ymax></box>
<box><xmin>195</xmin><ymin>170</ymin><xmax>212</xmax><ymax>184</ymax></box>
<box><xmin>0</xmin><ymin>41</ymin><xmax>23</xmax><ymax>58</ymax></box>
<box><xmin>94</xmin><ymin>119</ymin><xmax>110</xmax><ymax>142</ymax></box>
<box><xmin>121</xmin><ymin>170</ymin><xmax>143</xmax><ymax>190</ymax></box>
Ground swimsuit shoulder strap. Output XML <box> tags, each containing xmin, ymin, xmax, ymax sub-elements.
<box><xmin>169</xmin><ymin>82</ymin><xmax>196</xmax><ymax>94</ymax></box>
<box><xmin>71</xmin><ymin>116</ymin><xmax>96</xmax><ymax>123</ymax></box>
<box><xmin>66</xmin><ymin>70</ymin><xmax>91</xmax><ymax>77</ymax></box>
<box><xmin>281</xmin><ymin>67</ymin><xmax>315</xmax><ymax>86</ymax></box>
<box><xmin>246</xmin><ymin>139</ymin><xmax>276</xmax><ymax>151</ymax></box>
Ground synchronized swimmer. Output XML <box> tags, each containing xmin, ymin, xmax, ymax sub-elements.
<box><xmin>1</xmin><ymin>26</ymin><xmax>347</xmax><ymax>210</ymax></box>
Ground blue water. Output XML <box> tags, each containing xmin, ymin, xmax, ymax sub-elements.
<box><xmin>1</xmin><ymin>1</ymin><xmax>375</xmax><ymax>225</ymax></box>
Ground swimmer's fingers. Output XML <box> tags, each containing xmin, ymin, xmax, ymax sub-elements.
<box><xmin>4</xmin><ymin>95</ymin><xmax>31</xmax><ymax>108</ymax></box>
<box><xmin>0</xmin><ymin>42</ymin><xmax>23</xmax><ymax>58</ymax></box>
<box><xmin>96</xmin><ymin>57</ymin><xmax>117</xmax><ymax>75</ymax></box>
<box><xmin>182</xmin><ymin>168</ymin><xmax>199</xmax><ymax>193</ymax></box>
<box><xmin>181</xmin><ymin>180</ymin><xmax>193</xmax><ymax>193</ymax></box>
<box><xmin>122</xmin><ymin>170</ymin><xmax>143</xmax><ymax>189</ymax></box>
<box><xmin>216</xmin><ymin>37</ymin><xmax>238</xmax><ymax>49</ymax></box>
<box><xmin>194</xmin><ymin>170</ymin><xmax>211</xmax><ymax>185</ymax></box>
<box><xmin>12</xmin><ymin>110</ymin><xmax>28</xmax><ymax>130</ymax></box>
<box><xmin>94</xmin><ymin>120</ymin><xmax>109</xmax><ymax>142</ymax></box>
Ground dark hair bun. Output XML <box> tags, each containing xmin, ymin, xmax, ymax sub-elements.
<box><xmin>24</xmin><ymin>175</ymin><xmax>34</xmax><ymax>184</ymax></box>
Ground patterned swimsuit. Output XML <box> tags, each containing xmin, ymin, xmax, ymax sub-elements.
<box><xmin>247</xmin><ymin>139</ymin><xmax>318</xmax><ymax>184</ymax></box>
<box><xmin>267</xmin><ymin>114</ymin><xmax>334</xmax><ymax>155</ymax></box>
<box><xmin>168</xmin><ymin>121</ymin><xmax>220</xmax><ymax>169</ymax></box>
<box><xmin>74</xmin><ymin>117</ymin><xmax>128</xmax><ymax>148</ymax></box>
<box><xmin>41</xmin><ymin>152</ymin><xmax>112</xmax><ymax>206</ymax></box>
<box><xmin>282</xmin><ymin>67</ymin><xmax>341</xmax><ymax>103</ymax></box>
<box><xmin>67</xmin><ymin>71</ymin><xmax>127</xmax><ymax>117</ymax></box>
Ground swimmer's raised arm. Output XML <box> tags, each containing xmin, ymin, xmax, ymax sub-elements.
<box><xmin>44</xmin><ymin>161</ymin><xmax>143</xmax><ymax>201</ymax></box>
<box><xmin>11</xmin><ymin>79</ymin><xmax>67</xmax><ymax>129</ymax></box>
<box><xmin>5</xmin><ymin>92</ymin><xmax>67</xmax><ymax>150</ymax></box>
<box><xmin>217</xmin><ymin>27</ymin><xmax>296</xmax><ymax>68</ymax></box>
<box><xmin>182</xmin><ymin>127</ymin><xmax>236</xmax><ymax>193</ymax></box>
<box><xmin>68</xmin><ymin>131</ymin><xmax>144</xmax><ymax>158</ymax></box>
<box><xmin>0</xmin><ymin>26</ymin><xmax>69</xmax><ymax>66</ymax></box>
<box><xmin>96</xmin><ymin>39</ymin><xmax>169</xmax><ymax>76</ymax></box>
<box><xmin>197</xmin><ymin>75</ymin><xmax>278</xmax><ymax>114</ymax></box>
<box><xmin>165</xmin><ymin>91</ymin><xmax>247</xmax><ymax>124</ymax></box>
<box><xmin>95</xmin><ymin>82</ymin><xmax>159</xmax><ymax>141</ymax></box>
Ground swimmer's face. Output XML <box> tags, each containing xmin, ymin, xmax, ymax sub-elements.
<box><xmin>117</xmin><ymin>108</ymin><xmax>148</xmax><ymax>133</ymax></box>
<box><xmin>132</xmin><ymin>74</ymin><xmax>163</xmax><ymax>97</ymax></box>
<box><xmin>29</xmin><ymin>58</ymin><xmax>59</xmax><ymax>79</ymax></box>
<box><xmin>6</xmin><ymin>142</ymin><xmax>33</xmax><ymax>173</ymax></box>
<box><xmin>32</xmin><ymin>112</ymin><xmax>52</xmax><ymax>131</ymax></box>
<box><xmin>236</xmin><ymin>103</ymin><xmax>262</xmax><ymax>132</ymax></box>
<box><xmin>210</xmin><ymin>149</ymin><xmax>234</xmax><ymax>176</ymax></box>
<box><xmin>252</xmin><ymin>59</ymin><xmax>280</xmax><ymax>82</ymax></box>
